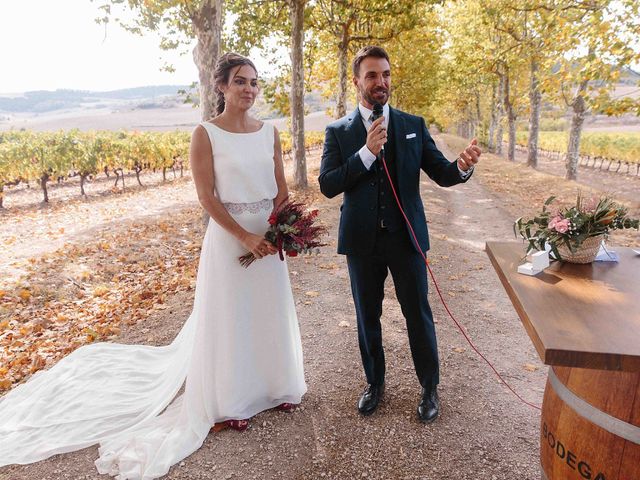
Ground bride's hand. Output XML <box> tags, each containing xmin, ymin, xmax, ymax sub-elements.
<box><xmin>273</xmin><ymin>194</ymin><xmax>289</xmax><ymax>211</ymax></box>
<box><xmin>240</xmin><ymin>232</ymin><xmax>277</xmax><ymax>259</ymax></box>
<box><xmin>270</xmin><ymin>194</ymin><xmax>289</xmax><ymax>218</ymax></box>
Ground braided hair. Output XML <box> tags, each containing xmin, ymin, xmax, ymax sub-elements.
<box><xmin>213</xmin><ymin>52</ymin><xmax>258</xmax><ymax>116</ymax></box>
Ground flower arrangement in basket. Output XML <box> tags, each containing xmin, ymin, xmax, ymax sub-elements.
<box><xmin>239</xmin><ymin>200</ymin><xmax>327</xmax><ymax>267</ymax></box>
<box><xmin>514</xmin><ymin>194</ymin><xmax>639</xmax><ymax>263</ymax></box>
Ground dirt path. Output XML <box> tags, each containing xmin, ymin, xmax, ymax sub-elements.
<box><xmin>1</xmin><ymin>142</ymin><xmax>546</xmax><ymax>480</ymax></box>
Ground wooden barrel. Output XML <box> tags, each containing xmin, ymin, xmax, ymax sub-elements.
<box><xmin>540</xmin><ymin>366</ymin><xmax>640</xmax><ymax>480</ymax></box>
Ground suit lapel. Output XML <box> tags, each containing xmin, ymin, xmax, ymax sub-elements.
<box><xmin>389</xmin><ymin>106</ymin><xmax>405</xmax><ymax>156</ymax></box>
<box><xmin>389</xmin><ymin>107</ymin><xmax>406</xmax><ymax>191</ymax></box>
<box><xmin>346</xmin><ymin>107</ymin><xmax>367</xmax><ymax>150</ymax></box>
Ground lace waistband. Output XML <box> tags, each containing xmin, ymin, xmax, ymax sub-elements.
<box><xmin>223</xmin><ymin>198</ymin><xmax>272</xmax><ymax>214</ymax></box>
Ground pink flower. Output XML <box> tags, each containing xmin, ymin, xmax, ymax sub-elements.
<box><xmin>554</xmin><ymin>219</ymin><xmax>570</xmax><ymax>233</ymax></box>
<box><xmin>548</xmin><ymin>215</ymin><xmax>562</xmax><ymax>230</ymax></box>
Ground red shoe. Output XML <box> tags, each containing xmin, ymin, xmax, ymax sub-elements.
<box><xmin>212</xmin><ymin>419</ymin><xmax>249</xmax><ymax>432</ymax></box>
<box><xmin>275</xmin><ymin>402</ymin><xmax>298</xmax><ymax>412</ymax></box>
<box><xmin>226</xmin><ymin>419</ymin><xmax>250</xmax><ymax>431</ymax></box>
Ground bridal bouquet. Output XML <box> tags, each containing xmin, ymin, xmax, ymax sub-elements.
<box><xmin>239</xmin><ymin>200</ymin><xmax>327</xmax><ymax>267</ymax></box>
<box><xmin>514</xmin><ymin>193</ymin><xmax>639</xmax><ymax>260</ymax></box>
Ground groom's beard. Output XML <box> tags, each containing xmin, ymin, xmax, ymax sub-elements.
<box><xmin>362</xmin><ymin>87</ymin><xmax>390</xmax><ymax>106</ymax></box>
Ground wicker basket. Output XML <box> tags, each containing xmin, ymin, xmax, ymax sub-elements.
<box><xmin>555</xmin><ymin>235</ymin><xmax>603</xmax><ymax>264</ymax></box>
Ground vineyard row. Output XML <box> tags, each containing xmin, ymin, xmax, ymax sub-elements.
<box><xmin>0</xmin><ymin>129</ymin><xmax>326</xmax><ymax>206</ymax></box>
<box><xmin>515</xmin><ymin>131</ymin><xmax>640</xmax><ymax>166</ymax></box>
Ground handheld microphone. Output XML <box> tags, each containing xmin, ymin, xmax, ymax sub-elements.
<box><xmin>371</xmin><ymin>102</ymin><xmax>384</xmax><ymax>121</ymax></box>
<box><xmin>371</xmin><ymin>103</ymin><xmax>385</xmax><ymax>158</ymax></box>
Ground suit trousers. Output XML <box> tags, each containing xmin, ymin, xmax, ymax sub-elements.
<box><xmin>346</xmin><ymin>228</ymin><xmax>439</xmax><ymax>390</ymax></box>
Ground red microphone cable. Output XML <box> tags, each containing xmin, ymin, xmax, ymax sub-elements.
<box><xmin>379</xmin><ymin>153</ymin><xmax>541</xmax><ymax>411</ymax></box>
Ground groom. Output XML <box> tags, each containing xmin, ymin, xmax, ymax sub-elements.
<box><xmin>318</xmin><ymin>46</ymin><xmax>481</xmax><ymax>423</ymax></box>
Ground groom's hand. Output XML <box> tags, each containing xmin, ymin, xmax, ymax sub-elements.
<box><xmin>366</xmin><ymin>116</ymin><xmax>387</xmax><ymax>156</ymax></box>
<box><xmin>457</xmin><ymin>138</ymin><xmax>481</xmax><ymax>171</ymax></box>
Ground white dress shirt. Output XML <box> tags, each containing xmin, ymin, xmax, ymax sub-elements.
<box><xmin>356</xmin><ymin>102</ymin><xmax>473</xmax><ymax>179</ymax></box>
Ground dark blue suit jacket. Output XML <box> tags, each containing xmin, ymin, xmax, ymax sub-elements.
<box><xmin>319</xmin><ymin>106</ymin><xmax>471</xmax><ymax>256</ymax></box>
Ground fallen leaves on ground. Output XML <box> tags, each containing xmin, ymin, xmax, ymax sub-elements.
<box><xmin>0</xmin><ymin>206</ymin><xmax>203</xmax><ymax>393</ymax></box>
<box><xmin>0</xmin><ymin>175</ymin><xmax>197</xmax><ymax>287</ymax></box>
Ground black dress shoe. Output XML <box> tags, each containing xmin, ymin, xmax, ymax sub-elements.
<box><xmin>417</xmin><ymin>386</ymin><xmax>439</xmax><ymax>424</ymax></box>
<box><xmin>357</xmin><ymin>383</ymin><xmax>384</xmax><ymax>415</ymax></box>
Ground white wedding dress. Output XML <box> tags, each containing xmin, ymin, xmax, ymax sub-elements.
<box><xmin>0</xmin><ymin>121</ymin><xmax>307</xmax><ymax>479</ymax></box>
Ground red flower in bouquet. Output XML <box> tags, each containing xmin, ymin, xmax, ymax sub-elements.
<box><xmin>239</xmin><ymin>200</ymin><xmax>327</xmax><ymax>267</ymax></box>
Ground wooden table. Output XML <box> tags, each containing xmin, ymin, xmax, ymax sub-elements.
<box><xmin>485</xmin><ymin>242</ymin><xmax>640</xmax><ymax>480</ymax></box>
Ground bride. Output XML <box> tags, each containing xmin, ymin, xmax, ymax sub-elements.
<box><xmin>0</xmin><ymin>52</ymin><xmax>307</xmax><ymax>479</ymax></box>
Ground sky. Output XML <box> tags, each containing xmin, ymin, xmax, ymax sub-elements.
<box><xmin>0</xmin><ymin>1</ymin><xmax>275</xmax><ymax>94</ymax></box>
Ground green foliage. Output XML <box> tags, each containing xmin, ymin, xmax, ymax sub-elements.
<box><xmin>548</xmin><ymin>0</ymin><xmax>640</xmax><ymax>115</ymax></box>
<box><xmin>304</xmin><ymin>0</ymin><xmax>434</xmax><ymax>117</ymax></box>
<box><xmin>539</xmin><ymin>118</ymin><xmax>568</xmax><ymax>132</ymax></box>
<box><xmin>94</xmin><ymin>1</ymin><xmax>195</xmax><ymax>52</ymax></box>
<box><xmin>0</xmin><ymin>130</ymin><xmax>191</xmax><ymax>188</ymax></box>
<box><xmin>262</xmin><ymin>68</ymin><xmax>293</xmax><ymax>118</ymax></box>
<box><xmin>517</xmin><ymin>118</ymin><xmax>568</xmax><ymax>132</ymax></box>
<box><xmin>516</xmin><ymin>131</ymin><xmax>640</xmax><ymax>163</ymax></box>
<box><xmin>279</xmin><ymin>130</ymin><xmax>325</xmax><ymax>155</ymax></box>
<box><xmin>384</xmin><ymin>11</ymin><xmax>444</xmax><ymax>118</ymax></box>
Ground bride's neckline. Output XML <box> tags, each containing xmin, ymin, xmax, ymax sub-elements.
<box><xmin>205</xmin><ymin>121</ymin><xmax>266</xmax><ymax>135</ymax></box>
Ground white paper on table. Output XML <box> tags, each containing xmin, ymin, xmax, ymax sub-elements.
<box><xmin>594</xmin><ymin>244</ymin><xmax>618</xmax><ymax>262</ymax></box>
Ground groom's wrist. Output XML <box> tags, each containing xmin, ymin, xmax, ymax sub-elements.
<box><xmin>358</xmin><ymin>145</ymin><xmax>376</xmax><ymax>170</ymax></box>
<box><xmin>456</xmin><ymin>157</ymin><xmax>473</xmax><ymax>178</ymax></box>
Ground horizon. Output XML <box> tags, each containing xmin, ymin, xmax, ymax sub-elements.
<box><xmin>3</xmin><ymin>68</ymin><xmax>638</xmax><ymax>98</ymax></box>
<box><xmin>0</xmin><ymin>84</ymin><xmax>191</xmax><ymax>97</ymax></box>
